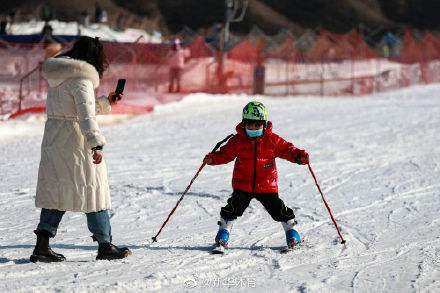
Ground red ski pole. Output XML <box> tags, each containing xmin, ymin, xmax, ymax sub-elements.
<box><xmin>307</xmin><ymin>163</ymin><xmax>346</xmax><ymax>244</ymax></box>
<box><xmin>151</xmin><ymin>134</ymin><xmax>234</xmax><ymax>243</ymax></box>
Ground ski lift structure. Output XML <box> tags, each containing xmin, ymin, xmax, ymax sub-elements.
<box><xmin>215</xmin><ymin>0</ymin><xmax>249</xmax><ymax>92</ymax></box>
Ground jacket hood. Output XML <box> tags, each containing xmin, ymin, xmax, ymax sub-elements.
<box><xmin>236</xmin><ymin>121</ymin><xmax>273</xmax><ymax>138</ymax></box>
<box><xmin>42</xmin><ymin>57</ymin><xmax>100</xmax><ymax>88</ymax></box>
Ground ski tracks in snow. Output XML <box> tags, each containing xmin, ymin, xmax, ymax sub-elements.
<box><xmin>1</xmin><ymin>87</ymin><xmax>440</xmax><ymax>291</ymax></box>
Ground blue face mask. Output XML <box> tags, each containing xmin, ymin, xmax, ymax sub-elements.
<box><xmin>246</xmin><ymin>128</ymin><xmax>263</xmax><ymax>138</ymax></box>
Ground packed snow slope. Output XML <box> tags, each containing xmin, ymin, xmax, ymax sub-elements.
<box><xmin>1</xmin><ymin>86</ymin><xmax>440</xmax><ymax>292</ymax></box>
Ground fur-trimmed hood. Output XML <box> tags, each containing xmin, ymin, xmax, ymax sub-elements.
<box><xmin>42</xmin><ymin>57</ymin><xmax>100</xmax><ymax>88</ymax></box>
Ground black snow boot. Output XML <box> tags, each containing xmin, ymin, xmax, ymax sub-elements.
<box><xmin>96</xmin><ymin>243</ymin><xmax>131</xmax><ymax>260</ymax></box>
<box><xmin>30</xmin><ymin>230</ymin><xmax>66</xmax><ymax>263</ymax></box>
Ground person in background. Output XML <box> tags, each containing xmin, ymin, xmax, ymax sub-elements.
<box><xmin>382</xmin><ymin>31</ymin><xmax>400</xmax><ymax>58</ymax></box>
<box><xmin>41</xmin><ymin>22</ymin><xmax>53</xmax><ymax>38</ymax></box>
<box><xmin>0</xmin><ymin>18</ymin><xmax>7</xmax><ymax>35</ymax></box>
<box><xmin>80</xmin><ymin>10</ymin><xmax>90</xmax><ymax>27</ymax></box>
<box><xmin>167</xmin><ymin>38</ymin><xmax>190</xmax><ymax>93</ymax></box>
<box><xmin>8</xmin><ymin>10</ymin><xmax>16</xmax><ymax>25</ymax></box>
<box><xmin>101</xmin><ymin>9</ymin><xmax>108</xmax><ymax>23</ymax></box>
<box><xmin>205</xmin><ymin>23</ymin><xmax>222</xmax><ymax>50</ymax></box>
<box><xmin>30</xmin><ymin>36</ymin><xmax>131</xmax><ymax>263</ymax></box>
<box><xmin>95</xmin><ymin>3</ymin><xmax>103</xmax><ymax>23</ymax></box>
<box><xmin>115</xmin><ymin>13</ymin><xmax>125</xmax><ymax>31</ymax></box>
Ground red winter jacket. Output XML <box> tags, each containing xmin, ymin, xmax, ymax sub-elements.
<box><xmin>208</xmin><ymin>122</ymin><xmax>305</xmax><ymax>194</ymax></box>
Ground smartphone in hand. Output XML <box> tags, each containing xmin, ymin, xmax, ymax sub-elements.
<box><xmin>114</xmin><ymin>79</ymin><xmax>126</xmax><ymax>100</ymax></box>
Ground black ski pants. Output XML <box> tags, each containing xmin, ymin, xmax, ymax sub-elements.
<box><xmin>220</xmin><ymin>189</ymin><xmax>295</xmax><ymax>222</ymax></box>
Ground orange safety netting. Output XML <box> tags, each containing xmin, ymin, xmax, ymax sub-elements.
<box><xmin>1</xmin><ymin>30</ymin><xmax>440</xmax><ymax>118</ymax></box>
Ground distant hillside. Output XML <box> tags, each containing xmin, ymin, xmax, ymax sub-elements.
<box><xmin>2</xmin><ymin>0</ymin><xmax>439</xmax><ymax>37</ymax></box>
<box><xmin>0</xmin><ymin>0</ymin><xmax>163</xmax><ymax>33</ymax></box>
<box><xmin>148</xmin><ymin>0</ymin><xmax>440</xmax><ymax>34</ymax></box>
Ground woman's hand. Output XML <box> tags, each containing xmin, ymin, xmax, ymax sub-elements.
<box><xmin>108</xmin><ymin>92</ymin><xmax>123</xmax><ymax>105</ymax></box>
<box><xmin>93</xmin><ymin>150</ymin><xmax>103</xmax><ymax>164</ymax></box>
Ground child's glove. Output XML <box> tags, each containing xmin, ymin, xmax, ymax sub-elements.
<box><xmin>295</xmin><ymin>150</ymin><xmax>309</xmax><ymax>165</ymax></box>
<box><xmin>203</xmin><ymin>153</ymin><xmax>214</xmax><ymax>165</ymax></box>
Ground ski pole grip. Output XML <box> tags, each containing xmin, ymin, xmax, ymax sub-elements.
<box><xmin>211</xmin><ymin>134</ymin><xmax>234</xmax><ymax>153</ymax></box>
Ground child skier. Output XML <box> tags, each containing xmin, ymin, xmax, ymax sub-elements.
<box><xmin>204</xmin><ymin>101</ymin><xmax>309</xmax><ymax>252</ymax></box>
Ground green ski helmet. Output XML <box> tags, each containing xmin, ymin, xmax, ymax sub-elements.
<box><xmin>242</xmin><ymin>101</ymin><xmax>268</xmax><ymax>124</ymax></box>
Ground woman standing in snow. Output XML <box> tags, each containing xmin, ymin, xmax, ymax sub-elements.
<box><xmin>30</xmin><ymin>36</ymin><xmax>131</xmax><ymax>262</ymax></box>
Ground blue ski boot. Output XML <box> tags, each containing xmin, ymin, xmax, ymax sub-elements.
<box><xmin>212</xmin><ymin>218</ymin><xmax>234</xmax><ymax>254</ymax></box>
<box><xmin>215</xmin><ymin>229</ymin><xmax>229</xmax><ymax>246</ymax></box>
<box><xmin>282</xmin><ymin>219</ymin><xmax>301</xmax><ymax>249</ymax></box>
<box><xmin>285</xmin><ymin>229</ymin><xmax>301</xmax><ymax>248</ymax></box>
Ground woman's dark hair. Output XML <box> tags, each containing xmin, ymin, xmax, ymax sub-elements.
<box><xmin>59</xmin><ymin>36</ymin><xmax>108</xmax><ymax>78</ymax></box>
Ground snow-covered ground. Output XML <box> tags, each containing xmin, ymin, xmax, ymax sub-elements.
<box><xmin>1</xmin><ymin>85</ymin><xmax>440</xmax><ymax>292</ymax></box>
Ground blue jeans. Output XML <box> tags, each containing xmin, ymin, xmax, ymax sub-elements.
<box><xmin>37</xmin><ymin>208</ymin><xmax>112</xmax><ymax>243</ymax></box>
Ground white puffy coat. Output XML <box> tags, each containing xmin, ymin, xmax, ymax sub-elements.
<box><xmin>35</xmin><ymin>57</ymin><xmax>112</xmax><ymax>212</ymax></box>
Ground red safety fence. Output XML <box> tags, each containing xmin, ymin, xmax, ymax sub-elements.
<box><xmin>1</xmin><ymin>29</ymin><xmax>440</xmax><ymax>119</ymax></box>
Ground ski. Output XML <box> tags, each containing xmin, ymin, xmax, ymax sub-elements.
<box><xmin>279</xmin><ymin>246</ymin><xmax>298</xmax><ymax>254</ymax></box>
<box><xmin>279</xmin><ymin>239</ymin><xmax>304</xmax><ymax>254</ymax></box>
<box><xmin>211</xmin><ymin>243</ymin><xmax>227</xmax><ymax>254</ymax></box>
